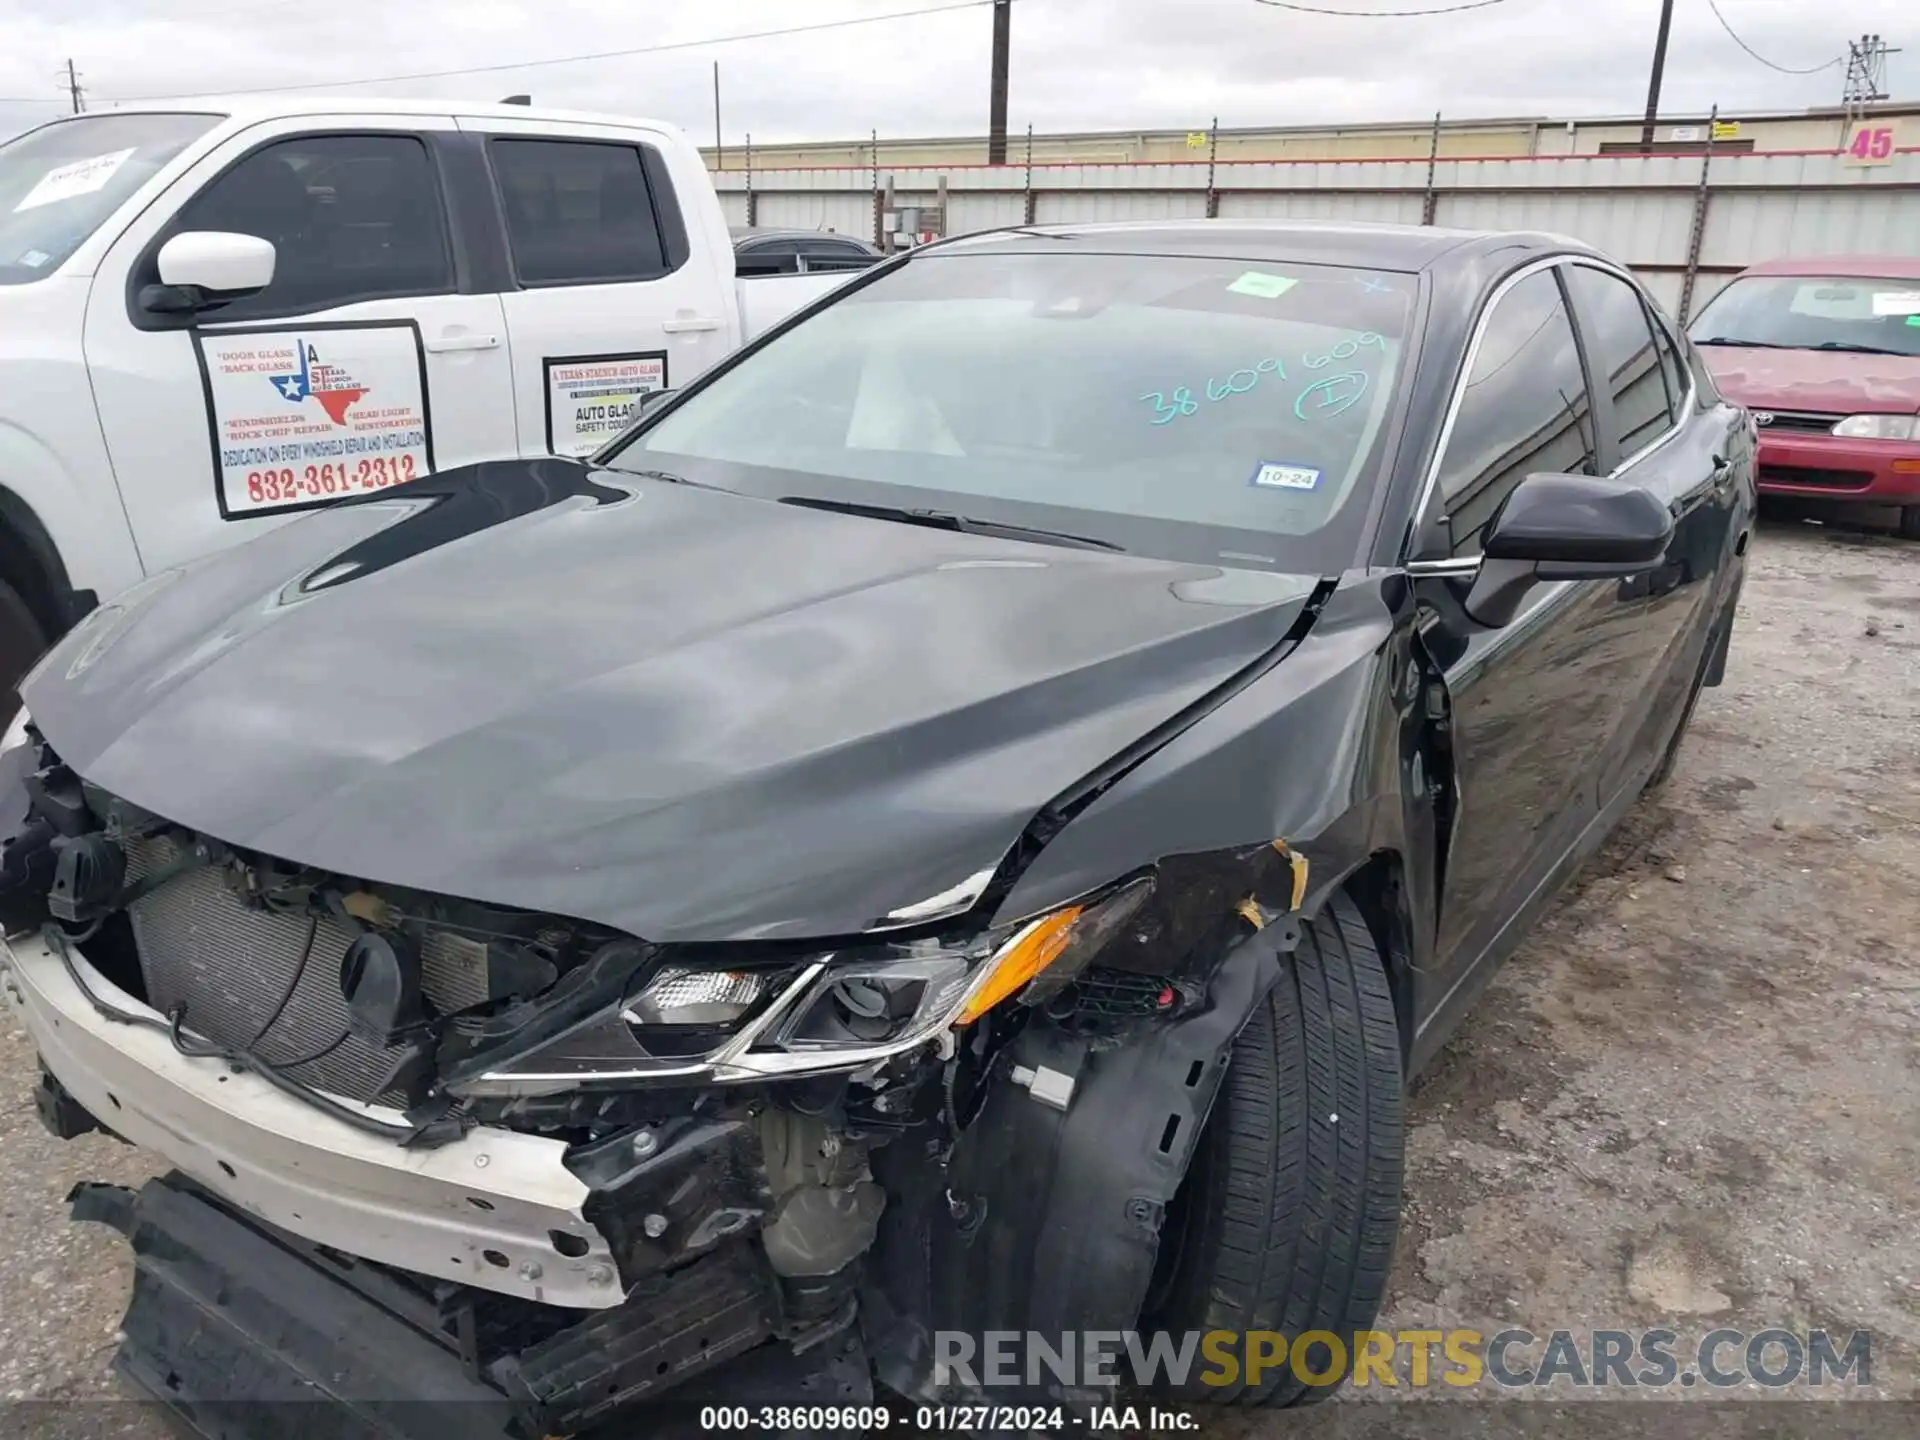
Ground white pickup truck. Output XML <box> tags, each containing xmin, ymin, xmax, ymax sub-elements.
<box><xmin>0</xmin><ymin>98</ymin><xmax>847</xmax><ymax>707</ymax></box>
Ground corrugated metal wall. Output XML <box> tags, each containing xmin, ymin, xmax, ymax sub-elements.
<box><xmin>947</xmin><ymin>190</ymin><xmax>1025</xmax><ymax>234</ymax></box>
<box><xmin>714</xmin><ymin>149</ymin><xmax>1920</xmax><ymax>322</ymax></box>
<box><xmin>752</xmin><ymin>191</ymin><xmax>876</xmax><ymax>236</ymax></box>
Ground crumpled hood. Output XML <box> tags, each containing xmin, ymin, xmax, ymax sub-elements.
<box><xmin>1699</xmin><ymin>345</ymin><xmax>1920</xmax><ymax>415</ymax></box>
<box><xmin>25</xmin><ymin>459</ymin><xmax>1316</xmax><ymax>941</ymax></box>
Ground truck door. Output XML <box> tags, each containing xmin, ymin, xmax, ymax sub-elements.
<box><xmin>453</xmin><ymin>114</ymin><xmax>738</xmax><ymax>459</ymax></box>
<box><xmin>83</xmin><ymin>114</ymin><xmax>517</xmax><ymax>575</ymax></box>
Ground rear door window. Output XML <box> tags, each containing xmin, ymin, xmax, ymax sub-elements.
<box><xmin>490</xmin><ymin>139</ymin><xmax>669</xmax><ymax>286</ymax></box>
<box><xmin>1648</xmin><ymin>304</ymin><xmax>1691</xmax><ymax>419</ymax></box>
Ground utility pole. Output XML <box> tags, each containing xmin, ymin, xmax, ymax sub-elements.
<box><xmin>1638</xmin><ymin>0</ymin><xmax>1674</xmax><ymax>151</ymax></box>
<box><xmin>987</xmin><ymin>0</ymin><xmax>1011</xmax><ymax>164</ymax></box>
<box><xmin>63</xmin><ymin>58</ymin><xmax>85</xmax><ymax>114</ymax></box>
<box><xmin>1840</xmin><ymin>34</ymin><xmax>1898</xmax><ymax>145</ymax></box>
<box><xmin>712</xmin><ymin>61</ymin><xmax>723</xmax><ymax>170</ymax></box>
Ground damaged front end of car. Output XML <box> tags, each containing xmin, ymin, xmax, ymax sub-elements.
<box><xmin>0</xmin><ymin>720</ymin><xmax>1314</xmax><ymax>1436</ymax></box>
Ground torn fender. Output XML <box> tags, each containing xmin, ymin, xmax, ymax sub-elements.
<box><xmin>863</xmin><ymin>922</ymin><xmax>1289</xmax><ymax>1405</ymax></box>
<box><xmin>990</xmin><ymin>577</ymin><xmax>1413</xmax><ymax>930</ymax></box>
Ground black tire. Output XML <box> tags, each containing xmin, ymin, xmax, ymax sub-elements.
<box><xmin>0</xmin><ymin>577</ymin><xmax>46</xmax><ymax>732</ymax></box>
<box><xmin>1146</xmin><ymin>891</ymin><xmax>1404</xmax><ymax>1407</ymax></box>
<box><xmin>1899</xmin><ymin>506</ymin><xmax>1920</xmax><ymax>541</ymax></box>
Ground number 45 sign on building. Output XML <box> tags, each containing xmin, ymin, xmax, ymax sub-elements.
<box><xmin>1842</xmin><ymin>120</ymin><xmax>1901</xmax><ymax>167</ymax></box>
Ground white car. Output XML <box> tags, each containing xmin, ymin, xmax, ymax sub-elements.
<box><xmin>0</xmin><ymin>97</ymin><xmax>847</xmax><ymax>712</ymax></box>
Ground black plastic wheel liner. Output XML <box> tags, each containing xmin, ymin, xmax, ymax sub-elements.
<box><xmin>863</xmin><ymin>924</ymin><xmax>1288</xmax><ymax>1407</ymax></box>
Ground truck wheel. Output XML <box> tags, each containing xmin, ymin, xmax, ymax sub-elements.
<box><xmin>1900</xmin><ymin>506</ymin><xmax>1920</xmax><ymax>541</ymax></box>
<box><xmin>1145</xmin><ymin>891</ymin><xmax>1404</xmax><ymax>1407</ymax></box>
<box><xmin>0</xmin><ymin>577</ymin><xmax>47</xmax><ymax>731</ymax></box>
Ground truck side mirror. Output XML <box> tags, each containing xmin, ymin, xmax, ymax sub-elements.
<box><xmin>141</xmin><ymin>231</ymin><xmax>277</xmax><ymax>314</ymax></box>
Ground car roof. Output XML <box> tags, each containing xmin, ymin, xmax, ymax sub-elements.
<box><xmin>60</xmin><ymin>96</ymin><xmax>684</xmax><ymax>132</ymax></box>
<box><xmin>1734</xmin><ymin>255</ymin><xmax>1920</xmax><ymax>280</ymax></box>
<box><xmin>731</xmin><ymin>226</ymin><xmax>875</xmax><ymax>246</ymax></box>
<box><xmin>928</xmin><ymin>218</ymin><xmax>1593</xmax><ymax>275</ymax></box>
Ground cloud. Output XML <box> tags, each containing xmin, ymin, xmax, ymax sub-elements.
<box><xmin>1</xmin><ymin>0</ymin><xmax>1910</xmax><ymax>145</ymax></box>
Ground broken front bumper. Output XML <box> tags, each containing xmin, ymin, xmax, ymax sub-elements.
<box><xmin>0</xmin><ymin>932</ymin><xmax>620</xmax><ymax>1310</ymax></box>
<box><xmin>71</xmin><ymin>1174</ymin><xmax>871</xmax><ymax>1440</ymax></box>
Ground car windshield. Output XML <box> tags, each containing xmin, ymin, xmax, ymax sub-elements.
<box><xmin>605</xmin><ymin>249</ymin><xmax>1417</xmax><ymax>571</ymax></box>
<box><xmin>1689</xmin><ymin>274</ymin><xmax>1920</xmax><ymax>357</ymax></box>
<box><xmin>0</xmin><ymin>112</ymin><xmax>220</xmax><ymax>286</ymax></box>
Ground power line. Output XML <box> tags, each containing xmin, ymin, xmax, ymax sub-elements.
<box><xmin>1702</xmin><ymin>0</ymin><xmax>1841</xmax><ymax>75</ymax></box>
<box><xmin>1252</xmin><ymin>0</ymin><xmax>1510</xmax><ymax>14</ymax></box>
<box><xmin>103</xmin><ymin>0</ymin><xmax>998</xmax><ymax>102</ymax></box>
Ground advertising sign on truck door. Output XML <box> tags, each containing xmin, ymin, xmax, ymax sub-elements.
<box><xmin>195</xmin><ymin>320</ymin><xmax>433</xmax><ymax>517</ymax></box>
<box><xmin>542</xmin><ymin>350</ymin><xmax>668</xmax><ymax>457</ymax></box>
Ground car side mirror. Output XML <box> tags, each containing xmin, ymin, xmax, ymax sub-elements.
<box><xmin>1462</xmin><ymin>471</ymin><xmax>1674</xmax><ymax>628</ymax></box>
<box><xmin>140</xmin><ymin>231</ymin><xmax>276</xmax><ymax>314</ymax></box>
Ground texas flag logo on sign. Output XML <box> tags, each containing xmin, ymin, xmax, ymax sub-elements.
<box><xmin>268</xmin><ymin>342</ymin><xmax>369</xmax><ymax>426</ymax></box>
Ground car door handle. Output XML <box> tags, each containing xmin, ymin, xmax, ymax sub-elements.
<box><xmin>422</xmin><ymin>334</ymin><xmax>501</xmax><ymax>353</ymax></box>
<box><xmin>663</xmin><ymin>317</ymin><xmax>725</xmax><ymax>334</ymax></box>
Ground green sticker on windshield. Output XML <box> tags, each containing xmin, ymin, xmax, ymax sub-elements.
<box><xmin>1227</xmin><ymin>271</ymin><xmax>1298</xmax><ymax>300</ymax></box>
<box><xmin>1908</xmin><ymin>315</ymin><xmax>1920</xmax><ymax>328</ymax></box>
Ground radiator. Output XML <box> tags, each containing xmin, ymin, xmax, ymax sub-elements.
<box><xmin>125</xmin><ymin>835</ymin><xmax>487</xmax><ymax>1105</ymax></box>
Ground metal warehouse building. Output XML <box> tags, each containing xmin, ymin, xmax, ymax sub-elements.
<box><xmin>706</xmin><ymin>103</ymin><xmax>1920</xmax><ymax>325</ymax></box>
<box><xmin>701</xmin><ymin>103</ymin><xmax>1920</xmax><ymax>170</ymax></box>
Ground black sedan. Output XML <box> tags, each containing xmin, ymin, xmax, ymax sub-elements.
<box><xmin>732</xmin><ymin>224</ymin><xmax>882</xmax><ymax>276</ymax></box>
<box><xmin>2</xmin><ymin>220</ymin><xmax>1753</xmax><ymax>1428</ymax></box>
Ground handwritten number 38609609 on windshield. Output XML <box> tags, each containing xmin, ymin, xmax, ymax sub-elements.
<box><xmin>1140</xmin><ymin>357</ymin><xmax>1285</xmax><ymax>426</ymax></box>
<box><xmin>1141</xmin><ymin>332</ymin><xmax>1384</xmax><ymax>427</ymax></box>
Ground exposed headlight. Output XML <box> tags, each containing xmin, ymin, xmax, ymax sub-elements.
<box><xmin>1831</xmin><ymin>414</ymin><xmax>1918</xmax><ymax>440</ymax></box>
<box><xmin>0</xmin><ymin>706</ymin><xmax>32</xmax><ymax>757</ymax></box>
<box><xmin>625</xmin><ymin>966</ymin><xmax>769</xmax><ymax>1027</ymax></box>
<box><xmin>452</xmin><ymin>879</ymin><xmax>1152</xmax><ymax>1096</ymax></box>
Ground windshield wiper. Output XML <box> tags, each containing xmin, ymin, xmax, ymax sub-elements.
<box><xmin>1695</xmin><ymin>336</ymin><xmax>1915</xmax><ymax>357</ymax></box>
<box><xmin>780</xmin><ymin>495</ymin><xmax>1123</xmax><ymax>552</ymax></box>
<box><xmin>1808</xmin><ymin>340</ymin><xmax>1913</xmax><ymax>356</ymax></box>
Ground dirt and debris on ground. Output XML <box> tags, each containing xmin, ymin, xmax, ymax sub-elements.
<box><xmin>0</xmin><ymin>519</ymin><xmax>1914</xmax><ymax>1436</ymax></box>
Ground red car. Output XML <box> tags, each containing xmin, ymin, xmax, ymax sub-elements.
<box><xmin>1689</xmin><ymin>256</ymin><xmax>1920</xmax><ymax>538</ymax></box>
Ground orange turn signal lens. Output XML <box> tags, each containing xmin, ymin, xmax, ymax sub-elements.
<box><xmin>1892</xmin><ymin>459</ymin><xmax>1920</xmax><ymax>475</ymax></box>
<box><xmin>953</xmin><ymin>905</ymin><xmax>1085</xmax><ymax>1027</ymax></box>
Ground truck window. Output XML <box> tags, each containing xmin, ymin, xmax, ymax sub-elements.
<box><xmin>0</xmin><ymin>112</ymin><xmax>220</xmax><ymax>286</ymax></box>
<box><xmin>171</xmin><ymin>133</ymin><xmax>454</xmax><ymax>321</ymax></box>
<box><xmin>489</xmin><ymin>139</ymin><xmax>670</xmax><ymax>287</ymax></box>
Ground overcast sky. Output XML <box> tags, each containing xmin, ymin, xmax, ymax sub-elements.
<box><xmin>1</xmin><ymin>0</ymin><xmax>1910</xmax><ymax>145</ymax></box>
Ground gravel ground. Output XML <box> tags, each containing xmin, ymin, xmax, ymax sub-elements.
<box><xmin>0</xmin><ymin>518</ymin><xmax>1915</xmax><ymax>1437</ymax></box>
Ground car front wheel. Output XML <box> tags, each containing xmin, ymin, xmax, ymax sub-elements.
<box><xmin>1144</xmin><ymin>890</ymin><xmax>1405</xmax><ymax>1406</ymax></box>
<box><xmin>0</xmin><ymin>577</ymin><xmax>47</xmax><ymax>732</ymax></box>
